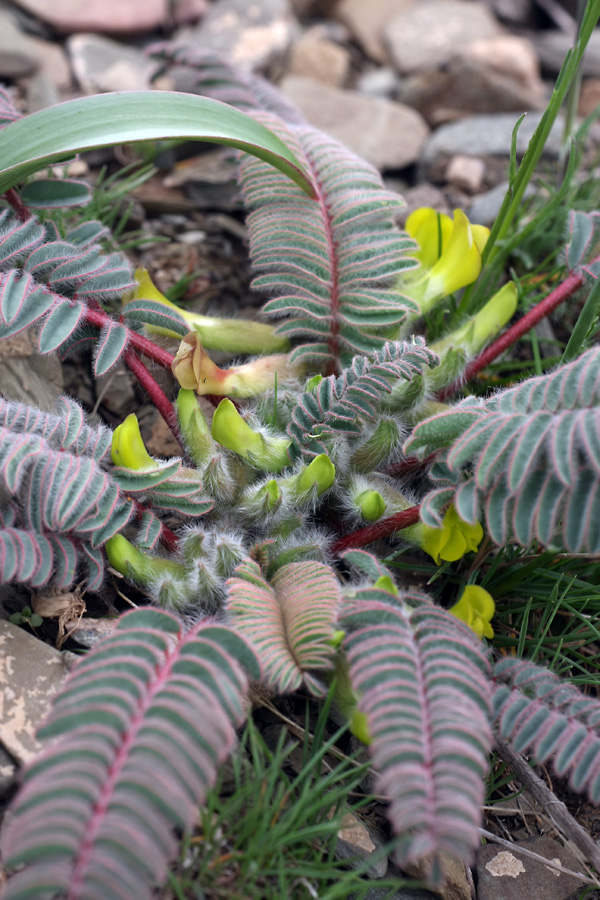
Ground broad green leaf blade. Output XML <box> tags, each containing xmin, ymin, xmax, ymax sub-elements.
<box><xmin>20</xmin><ymin>178</ymin><xmax>92</xmax><ymax>209</ymax></box>
<box><xmin>0</xmin><ymin>91</ymin><xmax>315</xmax><ymax>198</ymax></box>
<box><xmin>93</xmin><ymin>321</ymin><xmax>128</xmax><ymax>376</ymax></box>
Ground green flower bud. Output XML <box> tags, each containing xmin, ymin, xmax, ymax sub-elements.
<box><xmin>105</xmin><ymin>534</ymin><xmax>185</xmax><ymax>586</ymax></box>
<box><xmin>355</xmin><ymin>489</ymin><xmax>386</xmax><ymax>522</ymax></box>
<box><xmin>211</xmin><ymin>399</ymin><xmax>290</xmax><ymax>472</ymax></box>
<box><xmin>295</xmin><ymin>454</ymin><xmax>335</xmax><ymax>496</ymax></box>
<box><xmin>239</xmin><ymin>478</ymin><xmax>282</xmax><ymax>520</ymax></box>
<box><xmin>176</xmin><ymin>389</ymin><xmax>214</xmax><ymax>465</ymax></box>
<box><xmin>373</xmin><ymin>574</ymin><xmax>398</xmax><ymax>595</ymax></box>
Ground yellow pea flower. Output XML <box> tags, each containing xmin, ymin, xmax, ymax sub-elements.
<box><xmin>111</xmin><ymin>414</ymin><xmax>157</xmax><ymax>470</ymax></box>
<box><xmin>406</xmin><ymin>208</ymin><xmax>490</xmax><ymax>313</ymax></box>
<box><xmin>420</xmin><ymin>505</ymin><xmax>483</xmax><ymax>565</ymax></box>
<box><xmin>449</xmin><ymin>584</ymin><xmax>495</xmax><ymax>639</ymax></box>
<box><xmin>431</xmin><ymin>282</ymin><xmax>518</xmax><ymax>357</ymax></box>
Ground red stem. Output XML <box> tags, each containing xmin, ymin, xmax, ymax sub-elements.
<box><xmin>437</xmin><ymin>270</ymin><xmax>586</xmax><ymax>400</ymax></box>
<box><xmin>386</xmin><ymin>452</ymin><xmax>438</xmax><ymax>478</ymax></box>
<box><xmin>84</xmin><ymin>307</ymin><xmax>175</xmax><ymax>370</ymax></box>
<box><xmin>3</xmin><ymin>188</ymin><xmax>30</xmax><ymax>222</ymax></box>
<box><xmin>123</xmin><ymin>349</ymin><xmax>184</xmax><ymax>452</ymax></box>
<box><xmin>332</xmin><ymin>505</ymin><xmax>421</xmax><ymax>553</ymax></box>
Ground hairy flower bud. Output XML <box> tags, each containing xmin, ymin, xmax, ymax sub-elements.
<box><xmin>176</xmin><ymin>389</ymin><xmax>214</xmax><ymax>465</ymax></box>
<box><xmin>294</xmin><ymin>454</ymin><xmax>335</xmax><ymax>498</ymax></box>
<box><xmin>355</xmin><ymin>489</ymin><xmax>386</xmax><ymax>522</ymax></box>
<box><xmin>211</xmin><ymin>399</ymin><xmax>290</xmax><ymax>472</ymax></box>
<box><xmin>105</xmin><ymin>534</ymin><xmax>185</xmax><ymax>585</ymax></box>
<box><xmin>350</xmin><ymin>417</ymin><xmax>403</xmax><ymax>472</ymax></box>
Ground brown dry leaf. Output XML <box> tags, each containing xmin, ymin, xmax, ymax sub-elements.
<box><xmin>32</xmin><ymin>584</ymin><xmax>87</xmax><ymax>648</ymax></box>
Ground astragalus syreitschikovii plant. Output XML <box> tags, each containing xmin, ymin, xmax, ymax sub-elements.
<box><xmin>4</xmin><ymin>10</ymin><xmax>600</xmax><ymax>894</ymax></box>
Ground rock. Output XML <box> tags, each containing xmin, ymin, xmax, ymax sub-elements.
<box><xmin>356</xmin><ymin>66</ymin><xmax>399</xmax><ymax>99</ymax></box>
<box><xmin>0</xmin><ymin>620</ymin><xmax>72</xmax><ymax>765</ymax></box>
<box><xmin>535</xmin><ymin>30</ymin><xmax>600</xmax><ymax>78</ymax></box>
<box><xmin>178</xmin><ymin>0</ymin><xmax>298</xmax><ymax>72</ymax></box>
<box><xmin>578</xmin><ymin>78</ymin><xmax>600</xmax><ymax>118</ymax></box>
<box><xmin>484</xmin><ymin>0</ymin><xmax>536</xmax><ymax>26</ymax></box>
<box><xmin>386</xmin><ymin>0</ymin><xmax>502</xmax><ymax>75</ymax></box>
<box><xmin>360</xmin><ymin>888</ymin><xmax>437</xmax><ymax>900</ymax></box>
<box><xmin>468</xmin><ymin>180</ymin><xmax>510</xmax><ymax>225</ymax></box>
<box><xmin>11</xmin><ymin>0</ymin><xmax>169</xmax><ymax>34</ymax></box>
<box><xmin>0</xmin><ymin>743</ymin><xmax>16</xmax><ymax>798</ymax></box>
<box><xmin>335</xmin><ymin>0</ymin><xmax>412</xmax><ymax>63</ymax></box>
<box><xmin>286</xmin><ymin>28</ymin><xmax>350</xmax><ymax>87</ymax></box>
<box><xmin>400</xmin><ymin>183</ymin><xmax>450</xmax><ymax>222</ymax></box>
<box><xmin>163</xmin><ymin>149</ymin><xmax>240</xmax><ymax>211</ymax></box>
<box><xmin>290</xmin><ymin>0</ymin><xmax>339</xmax><ymax>15</ymax></box>
<box><xmin>280</xmin><ymin>76</ymin><xmax>429</xmax><ymax>170</ymax></box>
<box><xmin>420</xmin><ymin>111</ymin><xmax>564</xmax><ymax>182</ymax></box>
<box><xmin>67</xmin><ymin>617</ymin><xmax>118</xmax><ymax>649</ymax></box>
<box><xmin>335</xmin><ymin>811</ymin><xmax>388</xmax><ymax>878</ymax></box>
<box><xmin>445</xmin><ymin>155</ymin><xmax>486</xmax><ymax>193</ymax></box>
<box><xmin>171</xmin><ymin>0</ymin><xmax>208</xmax><ymax>26</ymax></box>
<box><xmin>26</xmin><ymin>37</ymin><xmax>72</xmax><ymax>92</ymax></box>
<box><xmin>0</xmin><ymin>331</ymin><xmax>63</xmax><ymax>412</ymax></box>
<box><xmin>94</xmin><ymin>361</ymin><xmax>136</xmax><ymax>418</ymax></box>
<box><xmin>397</xmin><ymin>35</ymin><xmax>545</xmax><ymax>125</ymax></box>
<box><xmin>26</xmin><ymin>72</ymin><xmax>60</xmax><ymax>114</ymax></box>
<box><xmin>0</xmin><ymin>9</ymin><xmax>38</xmax><ymax>78</ymax></box>
<box><xmin>476</xmin><ymin>836</ymin><xmax>584</xmax><ymax>900</ymax></box>
<box><xmin>68</xmin><ymin>34</ymin><xmax>158</xmax><ymax>93</ymax></box>
<box><xmin>403</xmin><ymin>850</ymin><xmax>470</xmax><ymax>900</ymax></box>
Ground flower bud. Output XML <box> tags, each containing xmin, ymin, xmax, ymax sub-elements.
<box><xmin>111</xmin><ymin>414</ymin><xmax>157</xmax><ymax>470</ymax></box>
<box><xmin>211</xmin><ymin>399</ymin><xmax>290</xmax><ymax>472</ymax></box>
<box><xmin>293</xmin><ymin>454</ymin><xmax>335</xmax><ymax>498</ymax></box>
<box><xmin>373</xmin><ymin>574</ymin><xmax>398</xmax><ymax>595</ymax></box>
<box><xmin>239</xmin><ymin>478</ymin><xmax>283</xmax><ymax>520</ymax></box>
<box><xmin>350</xmin><ymin>417</ymin><xmax>403</xmax><ymax>472</ymax></box>
<box><xmin>176</xmin><ymin>389</ymin><xmax>215</xmax><ymax>465</ymax></box>
<box><xmin>105</xmin><ymin>534</ymin><xmax>185</xmax><ymax>585</ymax></box>
<box><xmin>355</xmin><ymin>489</ymin><xmax>386</xmax><ymax>522</ymax></box>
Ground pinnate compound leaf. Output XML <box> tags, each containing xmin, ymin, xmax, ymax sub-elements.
<box><xmin>123</xmin><ymin>298</ymin><xmax>189</xmax><ymax>336</ymax></box>
<box><xmin>341</xmin><ymin>588</ymin><xmax>492</xmax><ymax>865</ymax></box>
<box><xmin>493</xmin><ymin>657</ymin><xmax>600</xmax><ymax>802</ymax></box>
<box><xmin>2</xmin><ymin>609</ymin><xmax>258</xmax><ymax>900</ymax></box>
<box><xmin>226</xmin><ymin>558</ymin><xmax>340</xmax><ymax>695</ymax></box>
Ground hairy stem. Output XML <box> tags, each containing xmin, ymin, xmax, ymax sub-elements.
<box><xmin>438</xmin><ymin>270</ymin><xmax>585</xmax><ymax>400</ymax></box>
<box><xmin>131</xmin><ymin>498</ymin><xmax>179</xmax><ymax>552</ymax></box>
<box><xmin>2</xmin><ymin>188</ymin><xmax>29</xmax><ymax>222</ymax></box>
<box><xmin>123</xmin><ymin>349</ymin><xmax>184</xmax><ymax>451</ymax></box>
<box><xmin>332</xmin><ymin>505</ymin><xmax>421</xmax><ymax>553</ymax></box>
<box><xmin>84</xmin><ymin>307</ymin><xmax>174</xmax><ymax>370</ymax></box>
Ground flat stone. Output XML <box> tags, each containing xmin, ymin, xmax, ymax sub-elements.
<box><xmin>356</xmin><ymin>66</ymin><xmax>399</xmax><ymax>99</ymax></box>
<box><xmin>335</xmin><ymin>0</ymin><xmax>413</xmax><ymax>63</ymax></box>
<box><xmin>11</xmin><ymin>0</ymin><xmax>169</xmax><ymax>34</ymax></box>
<box><xmin>178</xmin><ymin>0</ymin><xmax>298</xmax><ymax>72</ymax></box>
<box><xmin>386</xmin><ymin>0</ymin><xmax>502</xmax><ymax>75</ymax></box>
<box><xmin>0</xmin><ymin>9</ymin><xmax>39</xmax><ymax>78</ymax></box>
<box><xmin>420</xmin><ymin>111</ymin><xmax>564</xmax><ymax>181</ymax></box>
<box><xmin>535</xmin><ymin>30</ymin><xmax>600</xmax><ymax>78</ymax></box>
<box><xmin>398</xmin><ymin>35</ymin><xmax>545</xmax><ymax>125</ymax></box>
<box><xmin>68</xmin><ymin>33</ymin><xmax>158</xmax><ymax>93</ymax></box>
<box><xmin>403</xmin><ymin>850</ymin><xmax>470</xmax><ymax>900</ymax></box>
<box><xmin>400</xmin><ymin>183</ymin><xmax>450</xmax><ymax>222</ymax></box>
<box><xmin>445</xmin><ymin>155</ymin><xmax>486</xmax><ymax>193</ymax></box>
<box><xmin>280</xmin><ymin>75</ymin><xmax>429</xmax><ymax>170</ymax></box>
<box><xmin>335</xmin><ymin>811</ymin><xmax>388</xmax><ymax>878</ymax></box>
<box><xmin>0</xmin><ymin>332</ymin><xmax>63</xmax><ymax>412</ymax></box>
<box><xmin>286</xmin><ymin>29</ymin><xmax>350</xmax><ymax>87</ymax></box>
<box><xmin>476</xmin><ymin>836</ymin><xmax>585</xmax><ymax>900</ymax></box>
<box><xmin>0</xmin><ymin>620</ymin><xmax>72</xmax><ymax>765</ymax></box>
<box><xmin>67</xmin><ymin>617</ymin><xmax>118</xmax><ymax>649</ymax></box>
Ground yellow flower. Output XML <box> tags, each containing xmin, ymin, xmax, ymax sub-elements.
<box><xmin>420</xmin><ymin>505</ymin><xmax>483</xmax><ymax>565</ymax></box>
<box><xmin>406</xmin><ymin>208</ymin><xmax>489</xmax><ymax>313</ymax></box>
<box><xmin>111</xmin><ymin>414</ymin><xmax>157</xmax><ymax>470</ymax></box>
<box><xmin>431</xmin><ymin>282</ymin><xmax>518</xmax><ymax>357</ymax></box>
<box><xmin>449</xmin><ymin>585</ymin><xmax>495</xmax><ymax>639</ymax></box>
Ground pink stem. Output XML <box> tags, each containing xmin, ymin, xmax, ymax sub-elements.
<box><xmin>3</xmin><ymin>188</ymin><xmax>29</xmax><ymax>222</ymax></box>
<box><xmin>84</xmin><ymin>307</ymin><xmax>175</xmax><ymax>370</ymax></box>
<box><xmin>438</xmin><ymin>270</ymin><xmax>586</xmax><ymax>400</ymax></box>
<box><xmin>332</xmin><ymin>505</ymin><xmax>421</xmax><ymax>553</ymax></box>
<box><xmin>123</xmin><ymin>348</ymin><xmax>184</xmax><ymax>451</ymax></box>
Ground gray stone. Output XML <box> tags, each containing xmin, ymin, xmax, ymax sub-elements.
<box><xmin>420</xmin><ymin>111</ymin><xmax>564</xmax><ymax>181</ymax></box>
<box><xmin>397</xmin><ymin>35</ymin><xmax>546</xmax><ymax>125</ymax></box>
<box><xmin>484</xmin><ymin>0</ymin><xmax>536</xmax><ymax>26</ymax></box>
<box><xmin>385</xmin><ymin>0</ymin><xmax>502</xmax><ymax>75</ymax></box>
<box><xmin>11</xmin><ymin>0</ymin><xmax>169</xmax><ymax>34</ymax></box>
<box><xmin>403</xmin><ymin>850</ymin><xmax>470</xmax><ymax>900</ymax></box>
<box><xmin>67</xmin><ymin>617</ymin><xmax>118</xmax><ymax>649</ymax></box>
<box><xmin>445</xmin><ymin>155</ymin><xmax>486</xmax><ymax>193</ymax></box>
<box><xmin>356</xmin><ymin>67</ymin><xmax>400</xmax><ymax>99</ymax></box>
<box><xmin>468</xmin><ymin>180</ymin><xmax>511</xmax><ymax>226</ymax></box>
<box><xmin>535</xmin><ymin>30</ymin><xmax>600</xmax><ymax>78</ymax></box>
<box><xmin>280</xmin><ymin>76</ymin><xmax>429</xmax><ymax>170</ymax></box>
<box><xmin>286</xmin><ymin>28</ymin><xmax>350</xmax><ymax>87</ymax></box>
<box><xmin>0</xmin><ymin>9</ymin><xmax>39</xmax><ymax>78</ymax></box>
<box><xmin>335</xmin><ymin>0</ymin><xmax>413</xmax><ymax>63</ymax></box>
<box><xmin>177</xmin><ymin>0</ymin><xmax>298</xmax><ymax>72</ymax></box>
<box><xmin>0</xmin><ymin>620</ymin><xmax>72</xmax><ymax>765</ymax></box>
<box><xmin>476</xmin><ymin>836</ymin><xmax>584</xmax><ymax>900</ymax></box>
<box><xmin>360</xmin><ymin>889</ymin><xmax>437</xmax><ymax>900</ymax></box>
<box><xmin>0</xmin><ymin>331</ymin><xmax>63</xmax><ymax>413</ymax></box>
<box><xmin>26</xmin><ymin>72</ymin><xmax>60</xmax><ymax>114</ymax></box>
<box><xmin>68</xmin><ymin>33</ymin><xmax>158</xmax><ymax>93</ymax></box>
<box><xmin>335</xmin><ymin>811</ymin><xmax>388</xmax><ymax>878</ymax></box>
